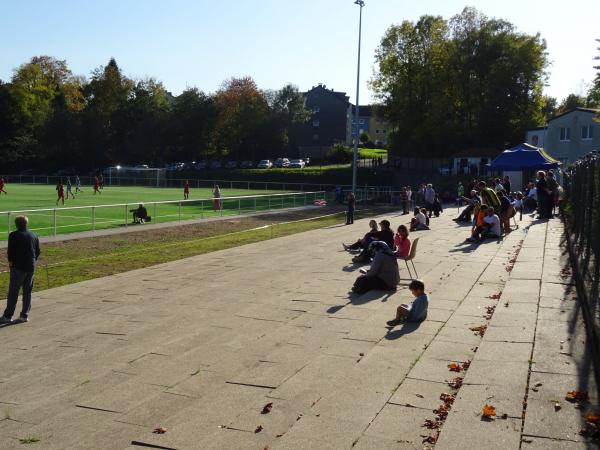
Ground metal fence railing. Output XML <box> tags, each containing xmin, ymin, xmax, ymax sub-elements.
<box><xmin>1</xmin><ymin>174</ymin><xmax>396</xmax><ymax>194</ymax></box>
<box><xmin>563</xmin><ymin>151</ymin><xmax>600</xmax><ymax>356</ymax></box>
<box><xmin>1</xmin><ymin>191</ymin><xmax>328</xmax><ymax>240</ymax></box>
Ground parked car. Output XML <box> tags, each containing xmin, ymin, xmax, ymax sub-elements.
<box><xmin>240</xmin><ymin>160</ymin><xmax>254</xmax><ymax>169</ymax></box>
<box><xmin>289</xmin><ymin>159</ymin><xmax>305</xmax><ymax>169</ymax></box>
<box><xmin>210</xmin><ymin>160</ymin><xmax>222</xmax><ymax>170</ymax></box>
<box><xmin>195</xmin><ymin>161</ymin><xmax>207</xmax><ymax>170</ymax></box>
<box><xmin>257</xmin><ymin>159</ymin><xmax>273</xmax><ymax>169</ymax></box>
<box><xmin>273</xmin><ymin>158</ymin><xmax>290</xmax><ymax>168</ymax></box>
<box><xmin>224</xmin><ymin>160</ymin><xmax>238</xmax><ymax>169</ymax></box>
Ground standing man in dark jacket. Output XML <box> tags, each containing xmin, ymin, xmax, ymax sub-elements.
<box><xmin>1</xmin><ymin>216</ymin><xmax>40</xmax><ymax>324</ymax></box>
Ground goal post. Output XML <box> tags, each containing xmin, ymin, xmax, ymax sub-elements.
<box><xmin>107</xmin><ymin>166</ymin><xmax>166</xmax><ymax>187</ymax></box>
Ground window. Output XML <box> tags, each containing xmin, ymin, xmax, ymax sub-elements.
<box><xmin>382</xmin><ymin>130</ymin><xmax>387</xmax><ymax>134</ymax></box>
<box><xmin>582</xmin><ymin>125</ymin><xmax>594</xmax><ymax>140</ymax></box>
<box><xmin>375</xmin><ymin>129</ymin><xmax>380</xmax><ymax>134</ymax></box>
<box><xmin>312</xmin><ymin>119</ymin><xmax>320</xmax><ymax>128</ymax></box>
<box><xmin>559</xmin><ymin>127</ymin><xmax>570</xmax><ymax>142</ymax></box>
<box><xmin>359</xmin><ymin>119</ymin><xmax>365</xmax><ymax>125</ymax></box>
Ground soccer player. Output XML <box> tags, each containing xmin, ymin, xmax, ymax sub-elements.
<box><xmin>0</xmin><ymin>176</ymin><xmax>7</xmax><ymax>195</ymax></box>
<box><xmin>183</xmin><ymin>180</ymin><xmax>190</xmax><ymax>200</ymax></box>
<box><xmin>56</xmin><ymin>181</ymin><xmax>65</xmax><ymax>206</ymax></box>
<box><xmin>66</xmin><ymin>177</ymin><xmax>75</xmax><ymax>199</ymax></box>
<box><xmin>75</xmin><ymin>175</ymin><xmax>82</xmax><ymax>193</ymax></box>
<box><xmin>93</xmin><ymin>176</ymin><xmax>101</xmax><ymax>195</ymax></box>
<box><xmin>98</xmin><ymin>174</ymin><xmax>104</xmax><ymax>190</ymax></box>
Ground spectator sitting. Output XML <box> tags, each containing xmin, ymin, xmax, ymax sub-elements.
<box><xmin>351</xmin><ymin>241</ymin><xmax>400</xmax><ymax>294</ymax></box>
<box><xmin>410</xmin><ymin>207</ymin><xmax>429</xmax><ymax>232</ymax></box>
<box><xmin>386</xmin><ymin>279</ymin><xmax>428</xmax><ymax>326</ymax></box>
<box><xmin>524</xmin><ymin>182</ymin><xmax>537</xmax><ymax>211</ymax></box>
<box><xmin>468</xmin><ymin>204</ymin><xmax>488</xmax><ymax>241</ymax></box>
<box><xmin>344</xmin><ymin>220</ymin><xmax>378</xmax><ymax>251</ymax></box>
<box><xmin>454</xmin><ymin>190</ymin><xmax>480</xmax><ymax>222</ymax></box>
<box><xmin>352</xmin><ymin>219</ymin><xmax>394</xmax><ymax>264</ymax></box>
<box><xmin>394</xmin><ymin>225</ymin><xmax>411</xmax><ymax>258</ymax></box>
<box><xmin>469</xmin><ymin>206</ymin><xmax>501</xmax><ymax>241</ymax></box>
<box><xmin>131</xmin><ymin>204</ymin><xmax>148</xmax><ymax>224</ymax></box>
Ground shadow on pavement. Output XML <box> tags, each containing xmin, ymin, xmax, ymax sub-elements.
<box><xmin>384</xmin><ymin>321</ymin><xmax>422</xmax><ymax>340</ymax></box>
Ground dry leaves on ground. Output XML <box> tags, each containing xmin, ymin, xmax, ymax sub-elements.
<box><xmin>488</xmin><ymin>292</ymin><xmax>502</xmax><ymax>300</ymax></box>
<box><xmin>153</xmin><ymin>427</ymin><xmax>168</xmax><ymax>434</ymax></box>
<box><xmin>470</xmin><ymin>325</ymin><xmax>488</xmax><ymax>337</ymax></box>
<box><xmin>254</xmin><ymin>425</ymin><xmax>263</xmax><ymax>433</ymax></box>
<box><xmin>586</xmin><ymin>413</ymin><xmax>600</xmax><ymax>424</ymax></box>
<box><xmin>482</xmin><ymin>404</ymin><xmax>497</xmax><ymax>419</ymax></box>
<box><xmin>447</xmin><ymin>377</ymin><xmax>463</xmax><ymax>389</ymax></box>
<box><xmin>261</xmin><ymin>403</ymin><xmax>273</xmax><ymax>414</ymax></box>
<box><xmin>566</xmin><ymin>390</ymin><xmax>589</xmax><ymax>402</ymax></box>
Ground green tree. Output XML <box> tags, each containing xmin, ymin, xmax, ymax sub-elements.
<box><xmin>371</xmin><ymin>7</ymin><xmax>547</xmax><ymax>157</ymax></box>
<box><xmin>82</xmin><ymin>58</ymin><xmax>133</xmax><ymax>167</ymax></box>
<box><xmin>213</xmin><ymin>77</ymin><xmax>270</xmax><ymax>161</ymax></box>
<box><xmin>588</xmin><ymin>39</ymin><xmax>600</xmax><ymax>109</ymax></box>
<box><xmin>169</xmin><ymin>87</ymin><xmax>216</xmax><ymax>162</ymax></box>
<box><xmin>558</xmin><ymin>94</ymin><xmax>587</xmax><ymax>112</ymax></box>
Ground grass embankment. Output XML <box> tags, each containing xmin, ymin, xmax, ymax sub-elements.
<box><xmin>0</xmin><ymin>206</ymin><xmax>391</xmax><ymax>295</ymax></box>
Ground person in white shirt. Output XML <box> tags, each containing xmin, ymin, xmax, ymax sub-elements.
<box><xmin>494</xmin><ymin>178</ymin><xmax>504</xmax><ymax>193</ymax></box>
<box><xmin>482</xmin><ymin>208</ymin><xmax>501</xmax><ymax>238</ymax></box>
<box><xmin>410</xmin><ymin>207</ymin><xmax>430</xmax><ymax>231</ymax></box>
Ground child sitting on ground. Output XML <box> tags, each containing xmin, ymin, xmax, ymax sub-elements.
<box><xmin>410</xmin><ymin>207</ymin><xmax>429</xmax><ymax>231</ymax></box>
<box><xmin>386</xmin><ymin>279</ymin><xmax>429</xmax><ymax>326</ymax></box>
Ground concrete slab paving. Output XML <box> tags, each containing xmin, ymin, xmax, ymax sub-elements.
<box><xmin>0</xmin><ymin>212</ymin><xmax>597</xmax><ymax>449</ymax></box>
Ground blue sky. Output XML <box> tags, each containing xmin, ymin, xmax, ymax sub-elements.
<box><xmin>1</xmin><ymin>0</ymin><xmax>598</xmax><ymax>103</ymax></box>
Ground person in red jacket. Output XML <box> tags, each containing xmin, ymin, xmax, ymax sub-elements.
<box><xmin>56</xmin><ymin>181</ymin><xmax>65</xmax><ymax>205</ymax></box>
<box><xmin>0</xmin><ymin>177</ymin><xmax>7</xmax><ymax>195</ymax></box>
<box><xmin>183</xmin><ymin>180</ymin><xmax>190</xmax><ymax>200</ymax></box>
<box><xmin>394</xmin><ymin>225</ymin><xmax>411</xmax><ymax>258</ymax></box>
<box><xmin>93</xmin><ymin>176</ymin><xmax>101</xmax><ymax>195</ymax></box>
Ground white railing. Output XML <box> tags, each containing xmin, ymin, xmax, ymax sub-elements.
<box><xmin>1</xmin><ymin>191</ymin><xmax>328</xmax><ymax>240</ymax></box>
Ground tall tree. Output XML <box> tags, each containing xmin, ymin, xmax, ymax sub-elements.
<box><xmin>213</xmin><ymin>77</ymin><xmax>270</xmax><ymax>161</ymax></box>
<box><xmin>82</xmin><ymin>58</ymin><xmax>133</xmax><ymax>167</ymax></box>
<box><xmin>558</xmin><ymin>94</ymin><xmax>587</xmax><ymax>113</ymax></box>
<box><xmin>588</xmin><ymin>39</ymin><xmax>600</xmax><ymax>110</ymax></box>
<box><xmin>169</xmin><ymin>87</ymin><xmax>216</xmax><ymax>162</ymax></box>
<box><xmin>371</xmin><ymin>7</ymin><xmax>548</xmax><ymax>157</ymax></box>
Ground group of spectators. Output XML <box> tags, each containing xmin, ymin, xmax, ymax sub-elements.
<box><xmin>455</xmin><ymin>171</ymin><xmax>562</xmax><ymax>242</ymax></box>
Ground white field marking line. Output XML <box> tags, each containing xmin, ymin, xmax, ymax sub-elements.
<box><xmin>0</xmin><ymin>191</ymin><xmax>323</xmax><ymax>214</ymax></box>
<box><xmin>0</xmin><ymin>211</ymin><xmax>345</xmax><ymax>274</ymax></box>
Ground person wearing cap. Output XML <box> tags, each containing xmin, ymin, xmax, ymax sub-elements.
<box><xmin>1</xmin><ymin>216</ymin><xmax>40</xmax><ymax>324</ymax></box>
<box><xmin>130</xmin><ymin>203</ymin><xmax>148</xmax><ymax>224</ymax></box>
<box><xmin>352</xmin><ymin>219</ymin><xmax>394</xmax><ymax>264</ymax></box>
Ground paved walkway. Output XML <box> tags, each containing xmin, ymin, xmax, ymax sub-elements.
<box><xmin>0</xmin><ymin>210</ymin><xmax>597</xmax><ymax>449</ymax></box>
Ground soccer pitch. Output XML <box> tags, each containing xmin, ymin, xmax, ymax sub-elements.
<box><xmin>0</xmin><ymin>184</ymin><xmax>319</xmax><ymax>239</ymax></box>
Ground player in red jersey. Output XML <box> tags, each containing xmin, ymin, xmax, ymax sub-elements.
<box><xmin>0</xmin><ymin>177</ymin><xmax>7</xmax><ymax>195</ymax></box>
<box><xmin>93</xmin><ymin>176</ymin><xmax>101</xmax><ymax>195</ymax></box>
<box><xmin>56</xmin><ymin>181</ymin><xmax>65</xmax><ymax>205</ymax></box>
<box><xmin>183</xmin><ymin>180</ymin><xmax>190</xmax><ymax>200</ymax></box>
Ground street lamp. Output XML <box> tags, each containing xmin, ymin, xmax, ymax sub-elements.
<box><xmin>352</xmin><ymin>0</ymin><xmax>365</xmax><ymax>195</ymax></box>
<box><xmin>109</xmin><ymin>165</ymin><xmax>121</xmax><ymax>186</ymax></box>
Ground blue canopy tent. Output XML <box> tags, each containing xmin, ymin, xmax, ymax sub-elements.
<box><xmin>487</xmin><ymin>143</ymin><xmax>561</xmax><ymax>171</ymax></box>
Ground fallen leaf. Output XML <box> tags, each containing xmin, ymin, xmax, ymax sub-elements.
<box><xmin>416</xmin><ymin>394</ymin><xmax>425</xmax><ymax>398</ymax></box>
<box><xmin>261</xmin><ymin>403</ymin><xmax>273</xmax><ymax>414</ymax></box>
<box><xmin>482</xmin><ymin>404</ymin><xmax>497</xmax><ymax>418</ymax></box>
<box><xmin>254</xmin><ymin>425</ymin><xmax>263</xmax><ymax>433</ymax></box>
<box><xmin>447</xmin><ymin>377</ymin><xmax>463</xmax><ymax>389</ymax></box>
<box><xmin>153</xmin><ymin>427</ymin><xmax>168</xmax><ymax>434</ymax></box>
<box><xmin>566</xmin><ymin>391</ymin><xmax>589</xmax><ymax>402</ymax></box>
<box><xmin>448</xmin><ymin>363</ymin><xmax>462</xmax><ymax>372</ymax></box>
<box><xmin>586</xmin><ymin>413</ymin><xmax>600</xmax><ymax>424</ymax></box>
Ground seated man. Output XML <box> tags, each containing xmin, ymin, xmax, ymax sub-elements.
<box><xmin>131</xmin><ymin>203</ymin><xmax>148</xmax><ymax>224</ymax></box>
<box><xmin>470</xmin><ymin>206</ymin><xmax>501</xmax><ymax>241</ymax></box>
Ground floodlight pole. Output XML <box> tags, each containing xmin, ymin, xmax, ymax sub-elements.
<box><xmin>352</xmin><ymin>0</ymin><xmax>365</xmax><ymax>195</ymax></box>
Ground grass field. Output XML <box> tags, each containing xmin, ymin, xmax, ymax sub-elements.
<box><xmin>0</xmin><ymin>184</ymin><xmax>324</xmax><ymax>239</ymax></box>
